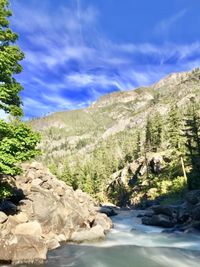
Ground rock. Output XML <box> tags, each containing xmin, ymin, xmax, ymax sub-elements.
<box><xmin>0</xmin><ymin>200</ymin><xmax>17</xmax><ymax>215</ymax></box>
<box><xmin>55</xmin><ymin>186</ymin><xmax>65</xmax><ymax>196</ymax></box>
<box><xmin>0</xmin><ymin>211</ymin><xmax>8</xmax><ymax>224</ymax></box>
<box><xmin>0</xmin><ymin>234</ymin><xmax>47</xmax><ymax>264</ymax></box>
<box><xmin>0</xmin><ymin>162</ymin><xmax>112</xmax><ymax>264</ymax></box>
<box><xmin>142</xmin><ymin>214</ymin><xmax>175</xmax><ymax>228</ymax></box>
<box><xmin>177</xmin><ymin>208</ymin><xmax>190</xmax><ymax>224</ymax></box>
<box><xmin>30</xmin><ymin>161</ymin><xmax>44</xmax><ymax>170</ymax></box>
<box><xmin>152</xmin><ymin>205</ymin><xmax>177</xmax><ymax>218</ymax></box>
<box><xmin>186</xmin><ymin>190</ymin><xmax>200</xmax><ymax>205</ymax></box>
<box><xmin>149</xmin><ymin>156</ymin><xmax>162</xmax><ymax>174</ymax></box>
<box><xmin>46</xmin><ymin>238</ymin><xmax>60</xmax><ymax>250</ymax></box>
<box><xmin>191</xmin><ymin>221</ymin><xmax>200</xmax><ymax>231</ymax></box>
<box><xmin>191</xmin><ymin>204</ymin><xmax>200</xmax><ymax>221</ymax></box>
<box><xmin>14</xmin><ymin>212</ymin><xmax>29</xmax><ymax>223</ymax></box>
<box><xmin>25</xmin><ymin>170</ymin><xmax>35</xmax><ymax>182</ymax></box>
<box><xmin>71</xmin><ymin>225</ymin><xmax>105</xmax><ymax>243</ymax></box>
<box><xmin>31</xmin><ymin>178</ymin><xmax>43</xmax><ymax>187</ymax></box>
<box><xmin>56</xmin><ymin>234</ymin><xmax>66</xmax><ymax>242</ymax></box>
<box><xmin>3</xmin><ymin>215</ymin><xmax>20</xmax><ymax>233</ymax></box>
<box><xmin>99</xmin><ymin>206</ymin><xmax>118</xmax><ymax>217</ymax></box>
<box><xmin>13</xmin><ymin>221</ymin><xmax>43</xmax><ymax>236</ymax></box>
<box><xmin>93</xmin><ymin>213</ymin><xmax>112</xmax><ymax>232</ymax></box>
<box><xmin>137</xmin><ymin>210</ymin><xmax>154</xmax><ymax>218</ymax></box>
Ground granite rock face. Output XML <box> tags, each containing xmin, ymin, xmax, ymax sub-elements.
<box><xmin>0</xmin><ymin>162</ymin><xmax>112</xmax><ymax>264</ymax></box>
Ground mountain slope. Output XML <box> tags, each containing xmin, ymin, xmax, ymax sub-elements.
<box><xmin>30</xmin><ymin>68</ymin><xmax>200</xmax><ymax>164</ymax></box>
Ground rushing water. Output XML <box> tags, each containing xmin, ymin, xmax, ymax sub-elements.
<box><xmin>5</xmin><ymin>210</ymin><xmax>200</xmax><ymax>267</ymax></box>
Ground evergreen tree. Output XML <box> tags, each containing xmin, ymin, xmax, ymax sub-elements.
<box><xmin>60</xmin><ymin>161</ymin><xmax>77</xmax><ymax>189</ymax></box>
<box><xmin>0</xmin><ymin>0</ymin><xmax>40</xmax><ymax>176</ymax></box>
<box><xmin>167</xmin><ymin>104</ymin><xmax>182</xmax><ymax>150</ymax></box>
<box><xmin>134</xmin><ymin>131</ymin><xmax>142</xmax><ymax>159</ymax></box>
<box><xmin>0</xmin><ymin>0</ymin><xmax>24</xmax><ymax>116</ymax></box>
<box><xmin>183</xmin><ymin>99</ymin><xmax>200</xmax><ymax>189</ymax></box>
<box><xmin>145</xmin><ymin>115</ymin><xmax>152</xmax><ymax>152</ymax></box>
<box><xmin>145</xmin><ymin>112</ymin><xmax>163</xmax><ymax>152</ymax></box>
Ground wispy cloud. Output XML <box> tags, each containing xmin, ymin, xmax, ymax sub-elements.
<box><xmin>155</xmin><ymin>9</ymin><xmax>187</xmax><ymax>36</ymax></box>
<box><xmin>8</xmin><ymin>1</ymin><xmax>200</xmax><ymax>118</ymax></box>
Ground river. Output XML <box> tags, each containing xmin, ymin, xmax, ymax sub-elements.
<box><xmin>5</xmin><ymin>210</ymin><xmax>200</xmax><ymax>267</ymax></box>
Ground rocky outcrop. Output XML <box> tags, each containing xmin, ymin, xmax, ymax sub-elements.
<box><xmin>106</xmin><ymin>154</ymin><xmax>166</xmax><ymax>206</ymax></box>
<box><xmin>141</xmin><ymin>190</ymin><xmax>200</xmax><ymax>232</ymax></box>
<box><xmin>0</xmin><ymin>162</ymin><xmax>112</xmax><ymax>264</ymax></box>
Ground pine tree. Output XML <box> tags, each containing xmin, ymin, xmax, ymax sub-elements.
<box><xmin>167</xmin><ymin>104</ymin><xmax>182</xmax><ymax>150</ymax></box>
<box><xmin>183</xmin><ymin>99</ymin><xmax>200</xmax><ymax>189</ymax></box>
<box><xmin>145</xmin><ymin>115</ymin><xmax>152</xmax><ymax>152</ymax></box>
<box><xmin>145</xmin><ymin>112</ymin><xmax>163</xmax><ymax>152</ymax></box>
<box><xmin>0</xmin><ymin>0</ymin><xmax>40</xmax><ymax>176</ymax></box>
<box><xmin>134</xmin><ymin>131</ymin><xmax>142</xmax><ymax>159</ymax></box>
<box><xmin>0</xmin><ymin>0</ymin><xmax>24</xmax><ymax>116</ymax></box>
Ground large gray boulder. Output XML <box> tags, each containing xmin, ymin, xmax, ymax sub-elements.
<box><xmin>0</xmin><ymin>162</ymin><xmax>112</xmax><ymax>264</ymax></box>
<box><xmin>71</xmin><ymin>225</ymin><xmax>105</xmax><ymax>243</ymax></box>
<box><xmin>0</xmin><ymin>234</ymin><xmax>47</xmax><ymax>264</ymax></box>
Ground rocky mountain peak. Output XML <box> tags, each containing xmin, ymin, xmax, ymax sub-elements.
<box><xmin>153</xmin><ymin>68</ymin><xmax>200</xmax><ymax>90</ymax></box>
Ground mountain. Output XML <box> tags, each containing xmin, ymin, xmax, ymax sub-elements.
<box><xmin>30</xmin><ymin>67</ymin><xmax>200</xmax><ymax>164</ymax></box>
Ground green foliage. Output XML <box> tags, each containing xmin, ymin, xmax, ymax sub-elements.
<box><xmin>0</xmin><ymin>181</ymin><xmax>13</xmax><ymax>199</ymax></box>
<box><xmin>0</xmin><ymin>1</ymin><xmax>41</xmax><ymax>176</ymax></box>
<box><xmin>60</xmin><ymin>161</ymin><xmax>78</xmax><ymax>189</ymax></box>
<box><xmin>0</xmin><ymin>0</ymin><xmax>24</xmax><ymax>117</ymax></box>
<box><xmin>167</xmin><ymin>104</ymin><xmax>182</xmax><ymax>150</ymax></box>
<box><xmin>182</xmin><ymin>99</ymin><xmax>200</xmax><ymax>189</ymax></box>
<box><xmin>134</xmin><ymin>131</ymin><xmax>142</xmax><ymax>159</ymax></box>
<box><xmin>0</xmin><ymin>120</ymin><xmax>41</xmax><ymax>175</ymax></box>
<box><xmin>145</xmin><ymin>112</ymin><xmax>163</xmax><ymax>152</ymax></box>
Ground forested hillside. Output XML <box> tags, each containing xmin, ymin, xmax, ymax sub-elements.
<box><xmin>31</xmin><ymin>68</ymin><xmax>200</xmax><ymax>205</ymax></box>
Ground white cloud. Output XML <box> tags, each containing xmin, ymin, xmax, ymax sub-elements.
<box><xmin>9</xmin><ymin>1</ymin><xmax>200</xmax><ymax>118</ymax></box>
<box><xmin>155</xmin><ymin>9</ymin><xmax>186</xmax><ymax>36</ymax></box>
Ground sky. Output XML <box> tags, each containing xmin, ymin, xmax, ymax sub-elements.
<box><xmin>6</xmin><ymin>0</ymin><xmax>200</xmax><ymax>119</ymax></box>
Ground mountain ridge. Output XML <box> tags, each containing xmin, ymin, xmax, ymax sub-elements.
<box><xmin>30</xmin><ymin>67</ymin><xmax>200</xmax><ymax>165</ymax></box>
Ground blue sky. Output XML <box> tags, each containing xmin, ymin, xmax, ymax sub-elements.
<box><xmin>6</xmin><ymin>0</ymin><xmax>200</xmax><ymax>118</ymax></box>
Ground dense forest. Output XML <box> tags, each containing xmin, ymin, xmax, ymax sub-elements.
<box><xmin>46</xmin><ymin>97</ymin><xmax>200</xmax><ymax>206</ymax></box>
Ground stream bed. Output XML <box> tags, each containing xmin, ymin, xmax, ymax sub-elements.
<box><xmin>6</xmin><ymin>210</ymin><xmax>200</xmax><ymax>267</ymax></box>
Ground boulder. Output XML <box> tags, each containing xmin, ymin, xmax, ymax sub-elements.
<box><xmin>0</xmin><ymin>162</ymin><xmax>112</xmax><ymax>264</ymax></box>
<box><xmin>14</xmin><ymin>212</ymin><xmax>29</xmax><ymax>223</ymax></box>
<box><xmin>152</xmin><ymin>205</ymin><xmax>177</xmax><ymax>218</ymax></box>
<box><xmin>13</xmin><ymin>221</ymin><xmax>43</xmax><ymax>236</ymax></box>
<box><xmin>149</xmin><ymin>156</ymin><xmax>162</xmax><ymax>174</ymax></box>
<box><xmin>71</xmin><ymin>225</ymin><xmax>105</xmax><ymax>243</ymax></box>
<box><xmin>46</xmin><ymin>238</ymin><xmax>60</xmax><ymax>250</ymax></box>
<box><xmin>142</xmin><ymin>214</ymin><xmax>175</xmax><ymax>228</ymax></box>
<box><xmin>191</xmin><ymin>204</ymin><xmax>200</xmax><ymax>221</ymax></box>
<box><xmin>0</xmin><ymin>234</ymin><xmax>47</xmax><ymax>264</ymax></box>
<box><xmin>186</xmin><ymin>190</ymin><xmax>200</xmax><ymax>205</ymax></box>
<box><xmin>137</xmin><ymin>210</ymin><xmax>154</xmax><ymax>218</ymax></box>
<box><xmin>93</xmin><ymin>213</ymin><xmax>112</xmax><ymax>232</ymax></box>
<box><xmin>0</xmin><ymin>211</ymin><xmax>8</xmax><ymax>224</ymax></box>
<box><xmin>99</xmin><ymin>206</ymin><xmax>118</xmax><ymax>217</ymax></box>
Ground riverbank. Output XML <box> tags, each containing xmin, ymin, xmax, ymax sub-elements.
<box><xmin>21</xmin><ymin>209</ymin><xmax>200</xmax><ymax>267</ymax></box>
<box><xmin>139</xmin><ymin>190</ymin><xmax>200</xmax><ymax>234</ymax></box>
<box><xmin>0</xmin><ymin>162</ymin><xmax>112</xmax><ymax>264</ymax></box>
